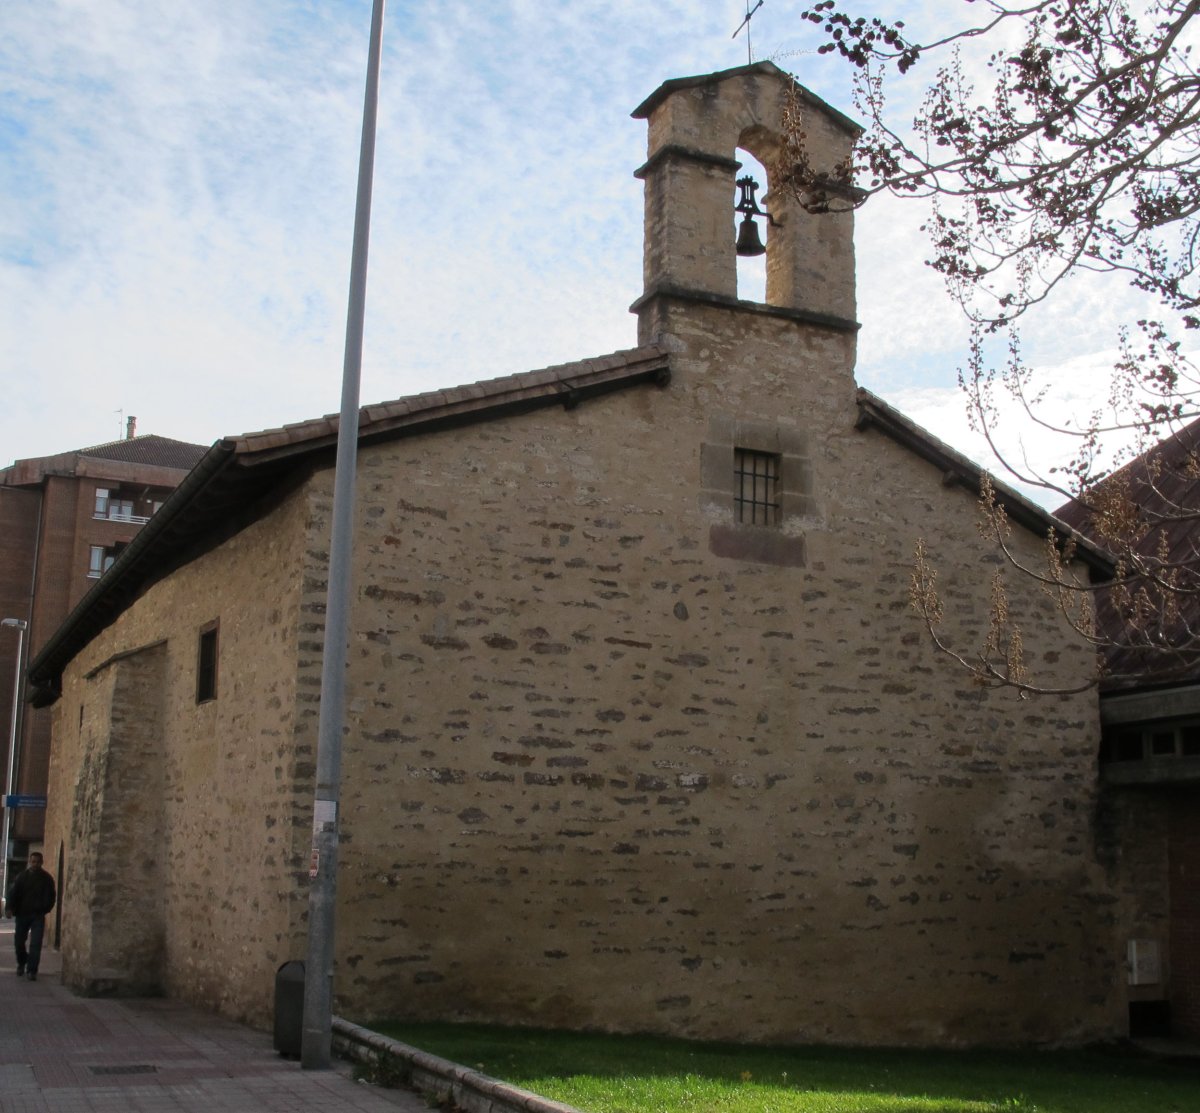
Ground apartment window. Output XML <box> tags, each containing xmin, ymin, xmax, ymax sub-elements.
<box><xmin>196</xmin><ymin>622</ymin><xmax>219</xmax><ymax>703</ymax></box>
<box><xmin>1103</xmin><ymin>720</ymin><xmax>1200</xmax><ymax>763</ymax></box>
<box><xmin>86</xmin><ymin>543</ymin><xmax>124</xmax><ymax>579</ymax></box>
<box><xmin>94</xmin><ymin>485</ymin><xmax>154</xmax><ymax>523</ymax></box>
<box><xmin>734</xmin><ymin>448</ymin><xmax>781</xmax><ymax>526</ymax></box>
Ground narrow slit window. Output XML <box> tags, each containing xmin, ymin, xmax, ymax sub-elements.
<box><xmin>734</xmin><ymin>448</ymin><xmax>781</xmax><ymax>526</ymax></box>
<box><xmin>197</xmin><ymin>622</ymin><xmax>219</xmax><ymax>703</ymax></box>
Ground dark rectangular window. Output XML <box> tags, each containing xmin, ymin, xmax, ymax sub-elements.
<box><xmin>93</xmin><ymin>483</ymin><xmax>169</xmax><ymax>523</ymax></box>
<box><xmin>1112</xmin><ymin>730</ymin><xmax>1144</xmax><ymax>763</ymax></box>
<box><xmin>1102</xmin><ymin>721</ymin><xmax>1200</xmax><ymax>765</ymax></box>
<box><xmin>1183</xmin><ymin>726</ymin><xmax>1200</xmax><ymax>756</ymax></box>
<box><xmin>87</xmin><ymin>542</ymin><xmax>126</xmax><ymax>579</ymax></box>
<box><xmin>734</xmin><ymin>448</ymin><xmax>781</xmax><ymax>526</ymax></box>
<box><xmin>197</xmin><ymin>622</ymin><xmax>219</xmax><ymax>703</ymax></box>
<box><xmin>1151</xmin><ymin>730</ymin><xmax>1177</xmax><ymax>757</ymax></box>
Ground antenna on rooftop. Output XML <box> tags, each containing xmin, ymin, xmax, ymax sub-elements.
<box><xmin>732</xmin><ymin>0</ymin><xmax>765</xmax><ymax>64</ymax></box>
<box><xmin>113</xmin><ymin>408</ymin><xmax>124</xmax><ymax>441</ymax></box>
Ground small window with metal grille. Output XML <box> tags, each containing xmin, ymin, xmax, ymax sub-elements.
<box><xmin>734</xmin><ymin>448</ymin><xmax>781</xmax><ymax>526</ymax></box>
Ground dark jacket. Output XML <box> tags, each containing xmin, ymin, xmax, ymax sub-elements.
<box><xmin>8</xmin><ymin>866</ymin><xmax>56</xmax><ymax>918</ymax></box>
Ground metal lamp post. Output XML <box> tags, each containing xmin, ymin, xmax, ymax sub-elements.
<box><xmin>300</xmin><ymin>0</ymin><xmax>387</xmax><ymax>1069</ymax></box>
<box><xmin>0</xmin><ymin>617</ymin><xmax>27</xmax><ymax>906</ymax></box>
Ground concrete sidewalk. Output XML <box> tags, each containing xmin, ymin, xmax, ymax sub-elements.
<box><xmin>0</xmin><ymin>921</ymin><xmax>429</xmax><ymax>1112</ymax></box>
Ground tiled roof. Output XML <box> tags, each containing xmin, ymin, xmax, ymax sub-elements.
<box><xmin>77</xmin><ymin>434</ymin><xmax>209</xmax><ymax>470</ymax></box>
<box><xmin>1056</xmin><ymin>417</ymin><xmax>1200</xmax><ymax>690</ymax></box>
<box><xmin>228</xmin><ymin>346</ymin><xmax>670</xmax><ymax>462</ymax></box>
<box><xmin>28</xmin><ymin>346</ymin><xmax>672</xmax><ymax>698</ymax></box>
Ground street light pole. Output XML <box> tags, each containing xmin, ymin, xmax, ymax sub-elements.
<box><xmin>300</xmin><ymin>0</ymin><xmax>386</xmax><ymax>1070</ymax></box>
<box><xmin>0</xmin><ymin>618</ymin><xmax>28</xmax><ymax>907</ymax></box>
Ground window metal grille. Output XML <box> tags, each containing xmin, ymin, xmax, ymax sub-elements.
<box><xmin>734</xmin><ymin>448</ymin><xmax>781</xmax><ymax>526</ymax></box>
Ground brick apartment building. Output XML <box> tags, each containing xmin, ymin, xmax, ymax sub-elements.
<box><xmin>0</xmin><ymin>421</ymin><xmax>206</xmax><ymax>881</ymax></box>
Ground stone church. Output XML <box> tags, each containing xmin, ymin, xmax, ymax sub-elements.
<box><xmin>28</xmin><ymin>64</ymin><xmax>1171</xmax><ymax>1047</ymax></box>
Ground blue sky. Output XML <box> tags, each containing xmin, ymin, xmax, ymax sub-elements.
<box><xmin>0</xmin><ymin>1</ymin><xmax>1154</xmax><ymax>501</ymax></box>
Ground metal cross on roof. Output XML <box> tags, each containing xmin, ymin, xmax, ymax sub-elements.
<box><xmin>732</xmin><ymin>0</ymin><xmax>765</xmax><ymax>64</ymax></box>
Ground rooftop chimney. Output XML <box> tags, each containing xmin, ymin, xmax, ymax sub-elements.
<box><xmin>126</xmin><ymin>416</ymin><xmax>137</xmax><ymax>441</ymax></box>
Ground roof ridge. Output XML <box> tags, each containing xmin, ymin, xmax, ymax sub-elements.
<box><xmin>77</xmin><ymin>433</ymin><xmax>206</xmax><ymax>455</ymax></box>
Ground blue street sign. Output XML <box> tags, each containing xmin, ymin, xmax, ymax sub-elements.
<box><xmin>3</xmin><ymin>795</ymin><xmax>46</xmax><ymax>809</ymax></box>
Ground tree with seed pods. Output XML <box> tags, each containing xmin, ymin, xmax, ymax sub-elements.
<box><xmin>785</xmin><ymin>1</ymin><xmax>1200</xmax><ymax>694</ymax></box>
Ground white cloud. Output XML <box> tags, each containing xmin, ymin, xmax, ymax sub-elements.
<box><xmin>0</xmin><ymin>0</ymin><xmax>1185</xmax><ymax>476</ymax></box>
<box><xmin>885</xmin><ymin>343</ymin><xmax>1162</xmax><ymax>511</ymax></box>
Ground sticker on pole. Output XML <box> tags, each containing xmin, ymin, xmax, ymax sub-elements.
<box><xmin>309</xmin><ymin>848</ymin><xmax>320</xmax><ymax>880</ymax></box>
<box><xmin>313</xmin><ymin>799</ymin><xmax>336</xmax><ymax>833</ymax></box>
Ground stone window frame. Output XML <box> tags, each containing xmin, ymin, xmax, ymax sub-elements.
<box><xmin>196</xmin><ymin>620</ymin><xmax>219</xmax><ymax>704</ymax></box>
<box><xmin>701</xmin><ymin>415</ymin><xmax>813</xmax><ymax>567</ymax></box>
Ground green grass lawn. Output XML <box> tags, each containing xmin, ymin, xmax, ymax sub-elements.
<box><xmin>371</xmin><ymin>1021</ymin><xmax>1200</xmax><ymax>1113</ymax></box>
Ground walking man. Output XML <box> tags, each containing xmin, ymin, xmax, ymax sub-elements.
<box><xmin>5</xmin><ymin>852</ymin><xmax>56</xmax><ymax>980</ymax></box>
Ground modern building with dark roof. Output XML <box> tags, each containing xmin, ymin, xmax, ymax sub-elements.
<box><xmin>1056</xmin><ymin>418</ymin><xmax>1200</xmax><ymax>1038</ymax></box>
<box><xmin>21</xmin><ymin>64</ymin><xmax>1192</xmax><ymax>1048</ymax></box>
<box><xmin>0</xmin><ymin>422</ymin><xmax>207</xmax><ymax>878</ymax></box>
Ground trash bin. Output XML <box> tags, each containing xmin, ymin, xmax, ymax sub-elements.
<box><xmin>273</xmin><ymin>960</ymin><xmax>305</xmax><ymax>1057</ymax></box>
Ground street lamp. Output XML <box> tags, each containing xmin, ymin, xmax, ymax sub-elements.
<box><xmin>302</xmin><ymin>0</ymin><xmax>386</xmax><ymax>1071</ymax></box>
<box><xmin>1</xmin><ymin>618</ymin><xmax>27</xmax><ymax>906</ymax></box>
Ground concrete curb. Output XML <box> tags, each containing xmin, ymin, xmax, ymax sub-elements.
<box><xmin>333</xmin><ymin>1017</ymin><xmax>586</xmax><ymax>1113</ymax></box>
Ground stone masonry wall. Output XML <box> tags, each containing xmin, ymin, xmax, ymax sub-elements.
<box><xmin>50</xmin><ymin>661</ymin><xmax>118</xmax><ymax>982</ymax></box>
<box><xmin>80</xmin><ymin>641</ymin><xmax>167</xmax><ymax>995</ymax></box>
<box><xmin>294</xmin><ymin>299</ymin><xmax>1132</xmax><ymax>1048</ymax></box>
<box><xmin>44</xmin><ymin>487</ymin><xmax>310</xmax><ymax>1025</ymax></box>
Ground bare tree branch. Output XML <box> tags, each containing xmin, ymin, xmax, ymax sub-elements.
<box><xmin>791</xmin><ymin>1</ymin><xmax>1200</xmax><ymax>693</ymax></box>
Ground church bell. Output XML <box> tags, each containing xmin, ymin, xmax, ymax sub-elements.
<box><xmin>733</xmin><ymin>174</ymin><xmax>774</xmax><ymax>258</ymax></box>
<box><xmin>735</xmin><ymin>213</ymin><xmax>767</xmax><ymax>257</ymax></box>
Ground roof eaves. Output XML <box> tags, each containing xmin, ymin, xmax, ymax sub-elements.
<box><xmin>231</xmin><ymin>345</ymin><xmax>672</xmax><ymax>468</ymax></box>
<box><xmin>631</xmin><ymin>62</ymin><xmax>863</xmax><ymax>137</ymax></box>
